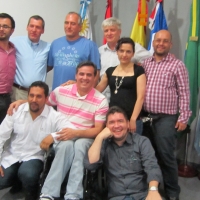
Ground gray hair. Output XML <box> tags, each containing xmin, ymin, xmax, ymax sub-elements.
<box><xmin>101</xmin><ymin>17</ymin><xmax>121</xmax><ymax>30</ymax></box>
<box><xmin>67</xmin><ymin>12</ymin><xmax>82</xmax><ymax>25</ymax></box>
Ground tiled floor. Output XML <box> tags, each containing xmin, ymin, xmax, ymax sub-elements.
<box><xmin>0</xmin><ymin>177</ymin><xmax>200</xmax><ymax>200</ymax></box>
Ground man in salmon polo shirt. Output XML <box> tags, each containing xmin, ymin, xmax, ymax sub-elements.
<box><xmin>39</xmin><ymin>61</ymin><xmax>108</xmax><ymax>200</ymax></box>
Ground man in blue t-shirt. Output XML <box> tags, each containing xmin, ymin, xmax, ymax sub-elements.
<box><xmin>48</xmin><ymin>12</ymin><xmax>100</xmax><ymax>90</ymax></box>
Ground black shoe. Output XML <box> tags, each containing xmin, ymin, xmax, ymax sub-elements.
<box><xmin>25</xmin><ymin>192</ymin><xmax>38</xmax><ymax>200</ymax></box>
<box><xmin>9</xmin><ymin>184</ymin><xmax>23</xmax><ymax>194</ymax></box>
<box><xmin>168</xmin><ymin>197</ymin><xmax>179</xmax><ymax>200</ymax></box>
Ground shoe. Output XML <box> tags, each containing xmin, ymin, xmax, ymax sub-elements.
<box><xmin>66</xmin><ymin>199</ymin><xmax>80</xmax><ymax>200</ymax></box>
<box><xmin>168</xmin><ymin>197</ymin><xmax>179</xmax><ymax>200</ymax></box>
<box><xmin>66</xmin><ymin>198</ymin><xmax>80</xmax><ymax>200</ymax></box>
<box><xmin>39</xmin><ymin>193</ymin><xmax>54</xmax><ymax>200</ymax></box>
<box><xmin>25</xmin><ymin>193</ymin><xmax>38</xmax><ymax>200</ymax></box>
<box><xmin>9</xmin><ymin>184</ymin><xmax>23</xmax><ymax>194</ymax></box>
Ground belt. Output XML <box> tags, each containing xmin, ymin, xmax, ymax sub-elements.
<box><xmin>13</xmin><ymin>83</ymin><xmax>29</xmax><ymax>91</ymax></box>
<box><xmin>0</xmin><ymin>93</ymin><xmax>10</xmax><ymax>97</ymax></box>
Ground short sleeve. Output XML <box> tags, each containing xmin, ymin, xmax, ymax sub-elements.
<box><xmin>89</xmin><ymin>41</ymin><xmax>101</xmax><ymax>70</ymax></box>
<box><xmin>94</xmin><ymin>97</ymin><xmax>109</xmax><ymax>123</ymax></box>
<box><xmin>134</xmin><ymin>64</ymin><xmax>145</xmax><ymax>78</ymax></box>
<box><xmin>47</xmin><ymin>42</ymin><xmax>54</xmax><ymax>67</ymax></box>
<box><xmin>48</xmin><ymin>87</ymin><xmax>60</xmax><ymax>106</ymax></box>
<box><xmin>105</xmin><ymin>66</ymin><xmax>116</xmax><ymax>79</ymax></box>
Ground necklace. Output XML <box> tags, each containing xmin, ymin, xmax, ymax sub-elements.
<box><xmin>114</xmin><ymin>76</ymin><xmax>124</xmax><ymax>94</ymax></box>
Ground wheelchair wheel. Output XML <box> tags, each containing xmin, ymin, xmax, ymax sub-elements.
<box><xmin>98</xmin><ymin>167</ymin><xmax>107</xmax><ymax>194</ymax></box>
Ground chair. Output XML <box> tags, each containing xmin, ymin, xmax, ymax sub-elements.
<box><xmin>39</xmin><ymin>146</ymin><xmax>108</xmax><ymax>200</ymax></box>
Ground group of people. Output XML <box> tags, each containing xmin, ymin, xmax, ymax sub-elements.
<box><xmin>0</xmin><ymin>10</ymin><xmax>191</xmax><ymax>200</ymax></box>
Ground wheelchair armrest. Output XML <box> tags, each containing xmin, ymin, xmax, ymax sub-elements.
<box><xmin>46</xmin><ymin>143</ymin><xmax>55</xmax><ymax>158</ymax></box>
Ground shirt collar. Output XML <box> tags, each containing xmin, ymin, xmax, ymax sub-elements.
<box><xmin>109</xmin><ymin>132</ymin><xmax>133</xmax><ymax>146</ymax></box>
<box><xmin>151</xmin><ymin>52</ymin><xmax>172</xmax><ymax>62</ymax></box>
<box><xmin>26</xmin><ymin>36</ymin><xmax>40</xmax><ymax>47</ymax></box>
<box><xmin>23</xmin><ymin>102</ymin><xmax>49</xmax><ymax>118</ymax></box>
<box><xmin>0</xmin><ymin>41</ymin><xmax>15</xmax><ymax>53</ymax></box>
<box><xmin>8</xmin><ymin>41</ymin><xmax>15</xmax><ymax>49</ymax></box>
<box><xmin>71</xmin><ymin>84</ymin><xmax>95</xmax><ymax>100</ymax></box>
<box><xmin>104</xmin><ymin>43</ymin><xmax>116</xmax><ymax>52</ymax></box>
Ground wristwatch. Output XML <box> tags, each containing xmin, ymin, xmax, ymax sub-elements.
<box><xmin>149</xmin><ymin>186</ymin><xmax>158</xmax><ymax>191</ymax></box>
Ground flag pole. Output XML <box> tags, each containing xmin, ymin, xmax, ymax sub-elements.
<box><xmin>111</xmin><ymin>0</ymin><xmax>113</xmax><ymax>16</ymax></box>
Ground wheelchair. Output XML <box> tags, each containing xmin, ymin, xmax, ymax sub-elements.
<box><xmin>39</xmin><ymin>145</ymin><xmax>108</xmax><ymax>200</ymax></box>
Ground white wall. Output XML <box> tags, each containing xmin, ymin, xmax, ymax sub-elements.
<box><xmin>0</xmin><ymin>0</ymin><xmax>80</xmax><ymax>87</ymax></box>
<box><xmin>90</xmin><ymin>0</ymin><xmax>193</xmax><ymax>61</ymax></box>
<box><xmin>0</xmin><ymin>0</ymin><xmax>193</xmax><ymax>86</ymax></box>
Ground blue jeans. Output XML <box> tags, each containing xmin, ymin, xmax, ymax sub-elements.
<box><xmin>136</xmin><ymin>119</ymin><xmax>143</xmax><ymax>135</ymax></box>
<box><xmin>123</xmin><ymin>196</ymin><xmax>145</xmax><ymax>200</ymax></box>
<box><xmin>42</xmin><ymin>138</ymin><xmax>93</xmax><ymax>199</ymax></box>
<box><xmin>0</xmin><ymin>159</ymin><xmax>43</xmax><ymax>194</ymax></box>
<box><xmin>151</xmin><ymin>114</ymin><xmax>180</xmax><ymax>198</ymax></box>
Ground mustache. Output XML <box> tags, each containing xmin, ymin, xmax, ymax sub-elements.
<box><xmin>30</xmin><ymin>102</ymin><xmax>39</xmax><ymax>106</ymax></box>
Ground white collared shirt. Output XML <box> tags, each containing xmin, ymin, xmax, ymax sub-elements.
<box><xmin>0</xmin><ymin>103</ymin><xmax>75</xmax><ymax>168</ymax></box>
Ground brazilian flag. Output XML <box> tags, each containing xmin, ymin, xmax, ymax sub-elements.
<box><xmin>185</xmin><ymin>0</ymin><xmax>200</xmax><ymax>124</ymax></box>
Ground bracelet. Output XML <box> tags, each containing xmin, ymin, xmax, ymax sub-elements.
<box><xmin>149</xmin><ymin>186</ymin><xmax>158</xmax><ymax>191</ymax></box>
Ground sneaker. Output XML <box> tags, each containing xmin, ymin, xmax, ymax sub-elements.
<box><xmin>66</xmin><ymin>198</ymin><xmax>80</xmax><ymax>200</ymax></box>
<box><xmin>66</xmin><ymin>199</ymin><xmax>80</xmax><ymax>200</ymax></box>
<box><xmin>39</xmin><ymin>193</ymin><xmax>54</xmax><ymax>200</ymax></box>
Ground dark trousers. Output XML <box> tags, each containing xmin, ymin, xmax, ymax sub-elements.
<box><xmin>123</xmin><ymin>196</ymin><xmax>145</xmax><ymax>200</ymax></box>
<box><xmin>145</xmin><ymin>114</ymin><xmax>180</xmax><ymax>198</ymax></box>
<box><xmin>0</xmin><ymin>159</ymin><xmax>43</xmax><ymax>197</ymax></box>
<box><xmin>0</xmin><ymin>94</ymin><xmax>11</xmax><ymax>124</ymax></box>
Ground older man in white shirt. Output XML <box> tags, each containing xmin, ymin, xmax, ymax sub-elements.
<box><xmin>99</xmin><ymin>17</ymin><xmax>152</xmax><ymax>101</ymax></box>
<box><xmin>0</xmin><ymin>81</ymin><xmax>75</xmax><ymax>200</ymax></box>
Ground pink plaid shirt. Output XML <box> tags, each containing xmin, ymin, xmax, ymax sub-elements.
<box><xmin>0</xmin><ymin>42</ymin><xmax>16</xmax><ymax>93</ymax></box>
<box><xmin>143</xmin><ymin>53</ymin><xmax>191</xmax><ymax>124</ymax></box>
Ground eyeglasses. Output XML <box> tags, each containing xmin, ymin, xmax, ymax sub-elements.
<box><xmin>0</xmin><ymin>25</ymin><xmax>12</xmax><ymax>29</ymax></box>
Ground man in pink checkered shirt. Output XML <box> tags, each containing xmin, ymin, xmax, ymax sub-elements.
<box><xmin>142</xmin><ymin>30</ymin><xmax>191</xmax><ymax>200</ymax></box>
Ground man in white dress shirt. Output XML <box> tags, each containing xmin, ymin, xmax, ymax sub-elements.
<box><xmin>0</xmin><ymin>81</ymin><xmax>75</xmax><ymax>200</ymax></box>
<box><xmin>99</xmin><ymin>17</ymin><xmax>152</xmax><ymax>101</ymax></box>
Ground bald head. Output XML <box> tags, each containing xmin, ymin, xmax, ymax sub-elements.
<box><xmin>153</xmin><ymin>30</ymin><xmax>172</xmax><ymax>58</ymax></box>
<box><xmin>154</xmin><ymin>30</ymin><xmax>172</xmax><ymax>42</ymax></box>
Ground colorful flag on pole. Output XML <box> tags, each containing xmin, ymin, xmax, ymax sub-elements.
<box><xmin>103</xmin><ymin>0</ymin><xmax>112</xmax><ymax>44</ymax></box>
<box><xmin>148</xmin><ymin>0</ymin><xmax>168</xmax><ymax>53</ymax></box>
<box><xmin>184</xmin><ymin>0</ymin><xmax>200</xmax><ymax>125</ymax></box>
<box><xmin>79</xmin><ymin>0</ymin><xmax>93</xmax><ymax>40</ymax></box>
<box><xmin>130</xmin><ymin>0</ymin><xmax>149</xmax><ymax>48</ymax></box>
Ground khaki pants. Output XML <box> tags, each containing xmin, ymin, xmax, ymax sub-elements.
<box><xmin>11</xmin><ymin>86</ymin><xmax>28</xmax><ymax>102</ymax></box>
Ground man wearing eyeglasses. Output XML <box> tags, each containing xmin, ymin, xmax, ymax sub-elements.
<box><xmin>0</xmin><ymin>13</ymin><xmax>16</xmax><ymax>124</ymax></box>
<box><xmin>10</xmin><ymin>15</ymin><xmax>50</xmax><ymax>102</ymax></box>
<box><xmin>142</xmin><ymin>30</ymin><xmax>191</xmax><ymax>200</ymax></box>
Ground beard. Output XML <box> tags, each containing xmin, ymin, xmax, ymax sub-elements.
<box><xmin>29</xmin><ymin>103</ymin><xmax>39</xmax><ymax>113</ymax></box>
<box><xmin>0</xmin><ymin>34</ymin><xmax>9</xmax><ymax>41</ymax></box>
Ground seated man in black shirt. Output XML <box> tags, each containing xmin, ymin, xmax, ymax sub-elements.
<box><xmin>84</xmin><ymin>106</ymin><xmax>162</xmax><ymax>200</ymax></box>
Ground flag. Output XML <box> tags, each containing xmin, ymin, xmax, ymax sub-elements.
<box><xmin>184</xmin><ymin>0</ymin><xmax>200</xmax><ymax>125</ymax></box>
<box><xmin>148</xmin><ymin>0</ymin><xmax>168</xmax><ymax>53</ymax></box>
<box><xmin>103</xmin><ymin>0</ymin><xmax>112</xmax><ymax>44</ymax></box>
<box><xmin>130</xmin><ymin>0</ymin><xmax>149</xmax><ymax>48</ymax></box>
<box><xmin>79</xmin><ymin>0</ymin><xmax>93</xmax><ymax>40</ymax></box>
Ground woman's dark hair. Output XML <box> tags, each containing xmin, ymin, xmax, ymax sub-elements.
<box><xmin>116</xmin><ymin>37</ymin><xmax>135</xmax><ymax>52</ymax></box>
